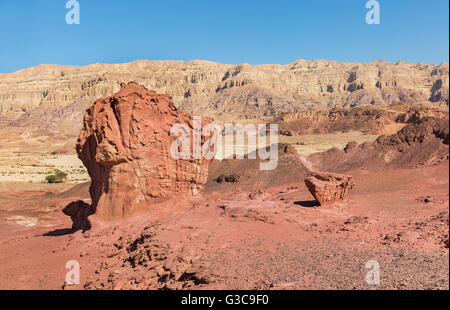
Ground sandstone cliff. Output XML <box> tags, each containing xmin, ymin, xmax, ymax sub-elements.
<box><xmin>0</xmin><ymin>60</ymin><xmax>448</xmax><ymax>123</ymax></box>
<box><xmin>276</xmin><ymin>102</ymin><xmax>449</xmax><ymax>135</ymax></box>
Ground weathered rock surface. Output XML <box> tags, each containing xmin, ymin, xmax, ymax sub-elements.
<box><xmin>62</xmin><ymin>200</ymin><xmax>94</xmax><ymax>232</ymax></box>
<box><xmin>304</xmin><ymin>172</ymin><xmax>355</xmax><ymax>206</ymax></box>
<box><xmin>276</xmin><ymin>102</ymin><xmax>449</xmax><ymax>135</ymax></box>
<box><xmin>76</xmin><ymin>82</ymin><xmax>212</xmax><ymax>222</ymax></box>
<box><xmin>309</xmin><ymin>117</ymin><xmax>450</xmax><ymax>172</ymax></box>
<box><xmin>0</xmin><ymin>60</ymin><xmax>448</xmax><ymax>123</ymax></box>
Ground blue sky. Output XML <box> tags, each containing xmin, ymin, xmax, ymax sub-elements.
<box><xmin>0</xmin><ymin>0</ymin><xmax>448</xmax><ymax>73</ymax></box>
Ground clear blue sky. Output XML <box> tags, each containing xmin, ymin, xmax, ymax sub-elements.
<box><xmin>0</xmin><ymin>0</ymin><xmax>448</xmax><ymax>73</ymax></box>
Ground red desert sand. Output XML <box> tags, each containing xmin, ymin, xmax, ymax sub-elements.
<box><xmin>0</xmin><ymin>83</ymin><xmax>448</xmax><ymax>290</ymax></box>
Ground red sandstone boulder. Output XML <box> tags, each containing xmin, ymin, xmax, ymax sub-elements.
<box><xmin>304</xmin><ymin>172</ymin><xmax>355</xmax><ymax>206</ymax></box>
<box><xmin>76</xmin><ymin>82</ymin><xmax>213</xmax><ymax>222</ymax></box>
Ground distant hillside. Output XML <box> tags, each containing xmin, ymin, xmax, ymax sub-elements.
<box><xmin>0</xmin><ymin>60</ymin><xmax>448</xmax><ymax>127</ymax></box>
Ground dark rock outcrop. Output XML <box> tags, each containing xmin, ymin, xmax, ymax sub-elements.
<box><xmin>62</xmin><ymin>200</ymin><xmax>94</xmax><ymax>232</ymax></box>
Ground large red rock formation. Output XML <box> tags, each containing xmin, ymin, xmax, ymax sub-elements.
<box><xmin>76</xmin><ymin>82</ymin><xmax>212</xmax><ymax>222</ymax></box>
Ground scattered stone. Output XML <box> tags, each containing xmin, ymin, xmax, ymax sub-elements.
<box><xmin>216</xmin><ymin>174</ymin><xmax>240</xmax><ymax>184</ymax></box>
<box><xmin>344</xmin><ymin>141</ymin><xmax>358</xmax><ymax>153</ymax></box>
<box><xmin>249</xmin><ymin>190</ymin><xmax>263</xmax><ymax>200</ymax></box>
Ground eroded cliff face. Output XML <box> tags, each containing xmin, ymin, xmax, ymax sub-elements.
<box><xmin>276</xmin><ymin>102</ymin><xmax>449</xmax><ymax>135</ymax></box>
<box><xmin>0</xmin><ymin>60</ymin><xmax>448</xmax><ymax>120</ymax></box>
<box><xmin>76</xmin><ymin>82</ymin><xmax>212</xmax><ymax>222</ymax></box>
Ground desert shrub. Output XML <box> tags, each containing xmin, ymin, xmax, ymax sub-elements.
<box><xmin>45</xmin><ymin>169</ymin><xmax>68</xmax><ymax>184</ymax></box>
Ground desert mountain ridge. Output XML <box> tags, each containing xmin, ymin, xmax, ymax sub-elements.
<box><xmin>0</xmin><ymin>59</ymin><xmax>448</xmax><ymax>123</ymax></box>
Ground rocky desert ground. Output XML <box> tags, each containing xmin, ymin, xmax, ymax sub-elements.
<box><xmin>0</xmin><ymin>60</ymin><xmax>448</xmax><ymax>290</ymax></box>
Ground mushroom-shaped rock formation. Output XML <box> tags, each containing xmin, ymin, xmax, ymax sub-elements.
<box><xmin>76</xmin><ymin>82</ymin><xmax>213</xmax><ymax>222</ymax></box>
<box><xmin>304</xmin><ymin>172</ymin><xmax>355</xmax><ymax>206</ymax></box>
